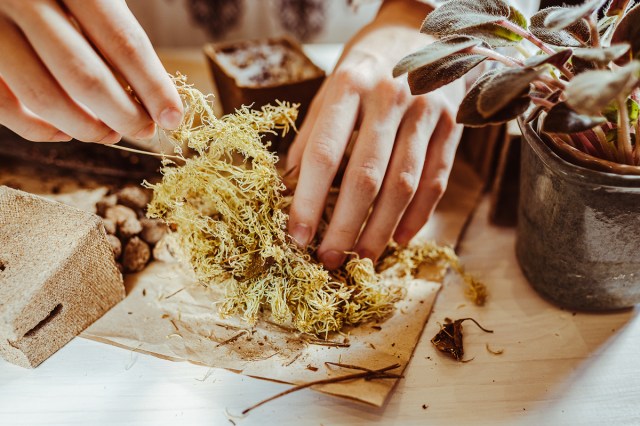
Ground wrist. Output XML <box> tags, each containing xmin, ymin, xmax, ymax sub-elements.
<box><xmin>376</xmin><ymin>0</ymin><xmax>434</xmax><ymax>29</ymax></box>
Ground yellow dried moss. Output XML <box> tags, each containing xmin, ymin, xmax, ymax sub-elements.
<box><xmin>146</xmin><ymin>75</ymin><xmax>485</xmax><ymax>336</ymax></box>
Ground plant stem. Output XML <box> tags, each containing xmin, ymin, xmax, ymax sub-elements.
<box><xmin>497</xmin><ymin>20</ymin><xmax>574</xmax><ymax>79</ymax></box>
<box><xmin>575</xmin><ymin>133</ymin><xmax>600</xmax><ymax>157</ymax></box>
<box><xmin>531</xmin><ymin>97</ymin><xmax>556</xmax><ymax>109</ymax></box>
<box><xmin>617</xmin><ymin>96</ymin><xmax>634</xmax><ymax>164</ymax></box>
<box><xmin>591</xmin><ymin>126</ymin><xmax>618</xmax><ymax>162</ymax></box>
<box><xmin>586</xmin><ymin>16</ymin><xmax>600</xmax><ymax>48</ymax></box>
<box><xmin>470</xmin><ymin>46</ymin><xmax>523</xmax><ymax>67</ymax></box>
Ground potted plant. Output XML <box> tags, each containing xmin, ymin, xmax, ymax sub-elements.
<box><xmin>394</xmin><ymin>0</ymin><xmax>640</xmax><ymax>310</ymax></box>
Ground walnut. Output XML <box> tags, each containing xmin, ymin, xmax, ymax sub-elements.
<box><xmin>118</xmin><ymin>217</ymin><xmax>143</xmax><ymax>239</ymax></box>
<box><xmin>105</xmin><ymin>234</ymin><xmax>122</xmax><ymax>259</ymax></box>
<box><xmin>102</xmin><ymin>218</ymin><xmax>117</xmax><ymax>235</ymax></box>
<box><xmin>96</xmin><ymin>194</ymin><xmax>117</xmax><ymax>217</ymax></box>
<box><xmin>140</xmin><ymin>218</ymin><xmax>167</xmax><ymax>245</ymax></box>
<box><xmin>104</xmin><ymin>205</ymin><xmax>137</xmax><ymax>226</ymax></box>
<box><xmin>122</xmin><ymin>237</ymin><xmax>151</xmax><ymax>273</ymax></box>
<box><xmin>116</xmin><ymin>185</ymin><xmax>151</xmax><ymax>211</ymax></box>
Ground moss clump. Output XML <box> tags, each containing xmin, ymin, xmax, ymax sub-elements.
<box><xmin>146</xmin><ymin>75</ymin><xmax>484</xmax><ymax>336</ymax></box>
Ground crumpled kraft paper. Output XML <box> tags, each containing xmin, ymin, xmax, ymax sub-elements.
<box><xmin>81</xmin><ymin>158</ymin><xmax>483</xmax><ymax>407</ymax></box>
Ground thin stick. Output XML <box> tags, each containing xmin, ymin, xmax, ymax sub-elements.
<box><xmin>586</xmin><ymin>15</ymin><xmax>600</xmax><ymax>48</ymax></box>
<box><xmin>458</xmin><ymin>318</ymin><xmax>494</xmax><ymax>333</ymax></box>
<box><xmin>307</xmin><ymin>339</ymin><xmax>351</xmax><ymax>348</ymax></box>
<box><xmin>217</xmin><ymin>331</ymin><xmax>247</xmax><ymax>347</ymax></box>
<box><xmin>470</xmin><ymin>46</ymin><xmax>523</xmax><ymax>67</ymax></box>
<box><xmin>241</xmin><ymin>363</ymin><xmax>401</xmax><ymax>415</ymax></box>
<box><xmin>105</xmin><ymin>142</ymin><xmax>184</xmax><ymax>162</ymax></box>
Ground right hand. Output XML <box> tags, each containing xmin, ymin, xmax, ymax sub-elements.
<box><xmin>0</xmin><ymin>0</ymin><xmax>183</xmax><ymax>144</ymax></box>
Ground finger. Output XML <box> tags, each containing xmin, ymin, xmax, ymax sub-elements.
<box><xmin>63</xmin><ymin>0</ymin><xmax>183</xmax><ymax>130</ymax></box>
<box><xmin>287</xmin><ymin>79</ymin><xmax>360</xmax><ymax>248</ymax></box>
<box><xmin>0</xmin><ymin>77</ymin><xmax>71</xmax><ymax>142</ymax></box>
<box><xmin>6</xmin><ymin>0</ymin><xmax>154</xmax><ymax>139</ymax></box>
<box><xmin>0</xmin><ymin>15</ymin><xmax>118</xmax><ymax>143</ymax></box>
<box><xmin>394</xmin><ymin>108</ymin><xmax>463</xmax><ymax>245</ymax></box>
<box><xmin>354</xmin><ymin>98</ymin><xmax>437</xmax><ymax>262</ymax></box>
<box><xmin>286</xmin><ymin>83</ymin><xmax>327</xmax><ymax>174</ymax></box>
<box><xmin>317</xmin><ymin>85</ymin><xmax>407</xmax><ymax>269</ymax></box>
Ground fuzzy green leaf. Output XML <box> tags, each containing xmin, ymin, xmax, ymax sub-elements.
<box><xmin>477</xmin><ymin>67</ymin><xmax>543</xmax><ymax>118</ymax></box>
<box><xmin>408</xmin><ymin>53</ymin><xmax>486</xmax><ymax>95</ymax></box>
<box><xmin>573</xmin><ymin>43</ymin><xmax>630</xmax><ymax>64</ymax></box>
<box><xmin>542</xmin><ymin>102</ymin><xmax>606</xmax><ymax>133</ymax></box>
<box><xmin>456</xmin><ymin>70</ymin><xmax>530</xmax><ymax>127</ymax></box>
<box><xmin>421</xmin><ymin>0</ymin><xmax>526</xmax><ymax>47</ymax></box>
<box><xmin>611</xmin><ymin>4</ymin><xmax>640</xmax><ymax>65</ymax></box>
<box><xmin>565</xmin><ymin>61</ymin><xmax>640</xmax><ymax>115</ymax></box>
<box><xmin>525</xmin><ymin>49</ymin><xmax>573</xmax><ymax>68</ymax></box>
<box><xmin>393</xmin><ymin>36</ymin><xmax>483</xmax><ymax>78</ymax></box>
<box><xmin>530</xmin><ymin>7</ymin><xmax>590</xmax><ymax>46</ymax></box>
<box><xmin>544</xmin><ymin>0</ymin><xmax>606</xmax><ymax>31</ymax></box>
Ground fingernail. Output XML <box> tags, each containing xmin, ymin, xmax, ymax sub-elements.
<box><xmin>320</xmin><ymin>250</ymin><xmax>345</xmax><ymax>270</ymax></box>
<box><xmin>97</xmin><ymin>130</ymin><xmax>121</xmax><ymax>145</ymax></box>
<box><xmin>158</xmin><ymin>107</ymin><xmax>183</xmax><ymax>130</ymax></box>
<box><xmin>54</xmin><ymin>131</ymin><xmax>72</xmax><ymax>141</ymax></box>
<box><xmin>134</xmin><ymin>122</ymin><xmax>156</xmax><ymax>140</ymax></box>
<box><xmin>290</xmin><ymin>223</ymin><xmax>311</xmax><ymax>247</ymax></box>
<box><xmin>357</xmin><ymin>249</ymin><xmax>374</xmax><ymax>261</ymax></box>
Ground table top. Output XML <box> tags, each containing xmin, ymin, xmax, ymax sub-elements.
<box><xmin>1</xmin><ymin>46</ymin><xmax>639</xmax><ymax>426</ymax></box>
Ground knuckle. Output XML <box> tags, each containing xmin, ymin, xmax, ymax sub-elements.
<box><xmin>332</xmin><ymin>68</ymin><xmax>360</xmax><ymax>90</ymax></box>
<box><xmin>377</xmin><ymin>80</ymin><xmax>409</xmax><ymax>106</ymax></box>
<box><xmin>428</xmin><ymin>175</ymin><xmax>448</xmax><ymax>199</ymax></box>
<box><xmin>110</xmin><ymin>25</ymin><xmax>145</xmax><ymax>60</ymax></box>
<box><xmin>68</xmin><ymin>65</ymin><xmax>104</xmax><ymax>94</ymax></box>
<box><xmin>309</xmin><ymin>140</ymin><xmax>340</xmax><ymax>169</ymax></box>
<box><xmin>395</xmin><ymin>171</ymin><xmax>419</xmax><ymax>198</ymax></box>
<box><xmin>351</xmin><ymin>163</ymin><xmax>382</xmax><ymax>195</ymax></box>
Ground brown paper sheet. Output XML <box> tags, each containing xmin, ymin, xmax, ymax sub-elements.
<box><xmin>80</xmin><ymin>158</ymin><xmax>483</xmax><ymax>407</ymax></box>
<box><xmin>0</xmin><ymin>153</ymin><xmax>482</xmax><ymax>406</ymax></box>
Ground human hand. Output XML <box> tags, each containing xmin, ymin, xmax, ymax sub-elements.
<box><xmin>0</xmin><ymin>0</ymin><xmax>182</xmax><ymax>143</ymax></box>
<box><xmin>286</xmin><ymin>0</ymin><xmax>466</xmax><ymax>269</ymax></box>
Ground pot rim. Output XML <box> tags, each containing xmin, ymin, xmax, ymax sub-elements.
<box><xmin>517</xmin><ymin>117</ymin><xmax>640</xmax><ymax>189</ymax></box>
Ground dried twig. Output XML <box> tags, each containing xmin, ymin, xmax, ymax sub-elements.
<box><xmin>241</xmin><ymin>363</ymin><xmax>402</xmax><ymax>415</ymax></box>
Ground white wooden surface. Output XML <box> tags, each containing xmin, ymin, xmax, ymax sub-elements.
<box><xmin>1</xmin><ymin>46</ymin><xmax>639</xmax><ymax>426</ymax></box>
<box><xmin>1</xmin><ymin>198</ymin><xmax>638</xmax><ymax>426</ymax></box>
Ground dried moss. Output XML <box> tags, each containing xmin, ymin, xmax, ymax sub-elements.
<box><xmin>146</xmin><ymin>75</ymin><xmax>484</xmax><ymax>336</ymax></box>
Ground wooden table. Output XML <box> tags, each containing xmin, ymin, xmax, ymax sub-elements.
<box><xmin>1</xmin><ymin>46</ymin><xmax>639</xmax><ymax>426</ymax></box>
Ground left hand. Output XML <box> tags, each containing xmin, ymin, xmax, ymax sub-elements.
<box><xmin>286</xmin><ymin>0</ymin><xmax>466</xmax><ymax>269</ymax></box>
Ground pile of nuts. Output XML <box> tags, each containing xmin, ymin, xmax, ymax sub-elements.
<box><xmin>96</xmin><ymin>185</ymin><xmax>167</xmax><ymax>274</ymax></box>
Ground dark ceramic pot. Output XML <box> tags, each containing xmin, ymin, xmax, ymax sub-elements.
<box><xmin>516</xmin><ymin>117</ymin><xmax>640</xmax><ymax>310</ymax></box>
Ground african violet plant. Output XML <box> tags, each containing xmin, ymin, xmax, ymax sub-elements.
<box><xmin>393</xmin><ymin>0</ymin><xmax>640</xmax><ymax>168</ymax></box>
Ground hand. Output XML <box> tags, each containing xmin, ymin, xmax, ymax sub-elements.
<box><xmin>286</xmin><ymin>0</ymin><xmax>466</xmax><ymax>269</ymax></box>
<box><xmin>0</xmin><ymin>0</ymin><xmax>183</xmax><ymax>143</ymax></box>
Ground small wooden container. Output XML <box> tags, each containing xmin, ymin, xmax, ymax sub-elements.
<box><xmin>204</xmin><ymin>37</ymin><xmax>325</xmax><ymax>152</ymax></box>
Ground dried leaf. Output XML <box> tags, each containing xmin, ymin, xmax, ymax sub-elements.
<box><xmin>572</xmin><ymin>43</ymin><xmax>630</xmax><ymax>64</ymax></box>
<box><xmin>393</xmin><ymin>36</ymin><xmax>483</xmax><ymax>78</ymax></box>
<box><xmin>542</xmin><ymin>102</ymin><xmax>606</xmax><ymax>133</ymax></box>
<box><xmin>530</xmin><ymin>7</ymin><xmax>590</xmax><ymax>47</ymax></box>
<box><xmin>611</xmin><ymin>4</ymin><xmax>640</xmax><ymax>65</ymax></box>
<box><xmin>407</xmin><ymin>53</ymin><xmax>486</xmax><ymax>95</ymax></box>
<box><xmin>524</xmin><ymin>49</ymin><xmax>573</xmax><ymax>68</ymax></box>
<box><xmin>421</xmin><ymin>0</ymin><xmax>526</xmax><ymax>47</ymax></box>
<box><xmin>477</xmin><ymin>67</ymin><xmax>543</xmax><ymax>118</ymax></box>
<box><xmin>456</xmin><ymin>70</ymin><xmax>531</xmax><ymax>127</ymax></box>
<box><xmin>431</xmin><ymin>318</ymin><xmax>493</xmax><ymax>361</ymax></box>
<box><xmin>565</xmin><ymin>61</ymin><xmax>640</xmax><ymax>115</ymax></box>
<box><xmin>544</xmin><ymin>0</ymin><xmax>607</xmax><ymax>31</ymax></box>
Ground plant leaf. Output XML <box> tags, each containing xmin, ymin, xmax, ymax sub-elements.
<box><xmin>602</xmin><ymin>98</ymin><xmax>640</xmax><ymax>123</ymax></box>
<box><xmin>421</xmin><ymin>0</ymin><xmax>526</xmax><ymax>47</ymax></box>
<box><xmin>456</xmin><ymin>70</ymin><xmax>530</xmax><ymax>127</ymax></box>
<box><xmin>611</xmin><ymin>4</ymin><xmax>640</xmax><ymax>65</ymax></box>
<box><xmin>408</xmin><ymin>54</ymin><xmax>486</xmax><ymax>95</ymax></box>
<box><xmin>477</xmin><ymin>67</ymin><xmax>543</xmax><ymax>118</ymax></box>
<box><xmin>530</xmin><ymin>7</ymin><xmax>590</xmax><ymax>47</ymax></box>
<box><xmin>572</xmin><ymin>43</ymin><xmax>630</xmax><ymax>64</ymax></box>
<box><xmin>393</xmin><ymin>36</ymin><xmax>483</xmax><ymax>78</ymax></box>
<box><xmin>605</xmin><ymin>0</ymin><xmax>632</xmax><ymax>16</ymax></box>
<box><xmin>421</xmin><ymin>0</ymin><xmax>511</xmax><ymax>35</ymax></box>
<box><xmin>525</xmin><ymin>49</ymin><xmax>573</xmax><ymax>68</ymax></box>
<box><xmin>565</xmin><ymin>61</ymin><xmax>640</xmax><ymax>115</ymax></box>
<box><xmin>544</xmin><ymin>0</ymin><xmax>606</xmax><ymax>31</ymax></box>
<box><xmin>542</xmin><ymin>102</ymin><xmax>606</xmax><ymax>133</ymax></box>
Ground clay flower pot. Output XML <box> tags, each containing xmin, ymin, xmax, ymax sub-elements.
<box><xmin>516</xmin><ymin>117</ymin><xmax>640</xmax><ymax>310</ymax></box>
<box><xmin>204</xmin><ymin>37</ymin><xmax>325</xmax><ymax>152</ymax></box>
